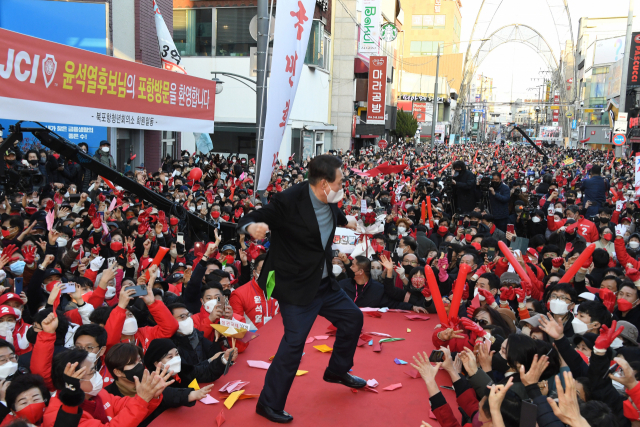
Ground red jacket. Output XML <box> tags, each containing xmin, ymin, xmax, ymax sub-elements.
<box><xmin>432</xmin><ymin>388</ymin><xmax>477</xmax><ymax>427</ymax></box>
<box><xmin>229</xmin><ymin>279</ymin><xmax>279</xmax><ymax>329</ymax></box>
<box><xmin>615</xmin><ymin>237</ymin><xmax>638</xmax><ymax>270</ymax></box>
<box><xmin>192</xmin><ymin>305</ymin><xmax>249</xmax><ymax>353</ymax></box>
<box><xmin>42</xmin><ymin>390</ymin><xmax>161</xmax><ymax>427</ymax></box>
<box><xmin>103</xmin><ymin>301</ymin><xmax>178</xmax><ymax>352</ymax></box>
<box><xmin>432</xmin><ymin>327</ymin><xmax>474</xmax><ymax>353</ymax></box>
<box><xmin>565</xmin><ymin>216</ymin><xmax>599</xmax><ymax>243</ymax></box>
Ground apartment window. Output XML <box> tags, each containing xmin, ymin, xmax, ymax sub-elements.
<box><xmin>410</xmin><ymin>41</ymin><xmax>443</xmax><ymax>56</ymax></box>
<box><xmin>305</xmin><ymin>20</ymin><xmax>330</xmax><ymax>70</ymax></box>
<box><xmin>217</xmin><ymin>8</ymin><xmax>256</xmax><ymax>57</ymax></box>
<box><xmin>453</xmin><ymin>16</ymin><xmax>461</xmax><ymax>37</ymax></box>
<box><xmin>174</xmin><ymin>9</ymin><xmax>212</xmax><ymax>57</ymax></box>
<box><xmin>412</xmin><ymin>15</ymin><xmax>434</xmax><ymax>29</ymax></box>
<box><xmin>434</xmin><ymin>15</ymin><xmax>445</xmax><ymax>28</ymax></box>
<box><xmin>162</xmin><ymin>131</ymin><xmax>176</xmax><ymax>159</ymax></box>
<box><xmin>315</xmin><ymin>132</ymin><xmax>324</xmax><ymax>155</ymax></box>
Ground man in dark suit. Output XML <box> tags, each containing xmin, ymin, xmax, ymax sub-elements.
<box><xmin>239</xmin><ymin>155</ymin><xmax>364</xmax><ymax>423</ymax></box>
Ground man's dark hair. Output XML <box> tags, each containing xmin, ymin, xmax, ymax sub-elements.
<box><xmin>544</xmin><ymin>282</ymin><xmax>578</xmax><ymax>303</ymax></box>
<box><xmin>51</xmin><ymin>349</ymin><xmax>89</xmax><ymax>390</ymax></box>
<box><xmin>566</xmin><ymin>205</ymin><xmax>580</xmax><ymax>215</ymax></box>
<box><xmin>104</xmin><ymin>343</ymin><xmax>144</xmax><ymax>379</ymax></box>
<box><xmin>0</xmin><ymin>338</ymin><xmax>15</xmax><ymax>354</ymax></box>
<box><xmin>353</xmin><ymin>256</ymin><xmax>371</xmax><ymax>275</ymax></box>
<box><xmin>619</xmin><ymin>281</ymin><xmax>639</xmax><ymax>299</ymax></box>
<box><xmin>580</xmin><ymin>401</ymin><xmax>617</xmax><ymax>427</ymax></box>
<box><xmin>74</xmin><ymin>324</ymin><xmax>108</xmax><ymax>348</ymax></box>
<box><xmin>491</xmin><ymin>172</ymin><xmax>501</xmax><ymax>180</ymax></box>
<box><xmin>592</xmin><ymin>248</ymin><xmax>610</xmax><ymax>269</ymax></box>
<box><xmin>255</xmin><ymin>253</ymin><xmax>267</xmax><ymax>265</ymax></box>
<box><xmin>89</xmin><ymin>306</ymin><xmax>112</xmax><ymax>326</ymax></box>
<box><xmin>506</xmin><ymin>333</ymin><xmax>538</xmax><ymax>372</ymax></box>
<box><xmin>577</xmin><ymin>300</ymin><xmax>612</xmax><ymax>327</ymax></box>
<box><xmin>5</xmin><ymin>374</ymin><xmax>50</xmax><ymax>412</ymax></box>
<box><xmin>479</xmin><ymin>272</ymin><xmax>501</xmax><ymax>290</ymax></box>
<box><xmin>308</xmin><ymin>155</ymin><xmax>343</xmax><ymax>185</ymax></box>
<box><xmin>401</xmin><ymin>236</ymin><xmax>417</xmax><ymax>252</ymax></box>
<box><xmin>452</xmin><ymin>160</ymin><xmax>466</xmax><ymax>172</ymax></box>
<box><xmin>201</xmin><ymin>281</ymin><xmax>223</xmax><ymax>298</ymax></box>
<box><xmin>591</xmin><ymin>165</ymin><xmax>601</xmax><ymax>175</ymax></box>
<box><xmin>480</xmin><ymin>237</ymin><xmax>498</xmax><ymax>249</ymax></box>
<box><xmin>167</xmin><ymin>302</ymin><xmax>188</xmax><ymax>314</ymax></box>
<box><xmin>481</xmin><ymin>389</ymin><xmax>522</xmax><ymax>427</ymax></box>
<box><xmin>600</xmin><ymin>276</ymin><xmax>621</xmax><ymax>292</ymax></box>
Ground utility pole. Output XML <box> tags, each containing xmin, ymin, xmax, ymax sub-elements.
<box><xmin>430</xmin><ymin>44</ymin><xmax>440</xmax><ymax>148</ymax></box>
<box><xmin>254</xmin><ymin>0</ymin><xmax>269</xmax><ymax>193</ymax></box>
<box><xmin>618</xmin><ymin>0</ymin><xmax>635</xmax><ymax>158</ymax></box>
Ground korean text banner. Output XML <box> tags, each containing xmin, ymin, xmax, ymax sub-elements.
<box><xmin>257</xmin><ymin>0</ymin><xmax>316</xmax><ymax>191</ymax></box>
<box><xmin>358</xmin><ymin>0</ymin><xmax>380</xmax><ymax>54</ymax></box>
<box><xmin>366</xmin><ymin>56</ymin><xmax>387</xmax><ymax>125</ymax></box>
<box><xmin>0</xmin><ymin>28</ymin><xmax>215</xmax><ymax>133</ymax></box>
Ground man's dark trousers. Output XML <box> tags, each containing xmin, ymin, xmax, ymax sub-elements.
<box><xmin>259</xmin><ymin>277</ymin><xmax>363</xmax><ymax>410</ymax></box>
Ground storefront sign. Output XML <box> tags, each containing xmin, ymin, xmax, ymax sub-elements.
<box><xmin>413</xmin><ymin>102</ymin><xmax>426</xmax><ymax>122</ymax></box>
<box><xmin>358</xmin><ymin>0</ymin><xmax>380</xmax><ymax>54</ymax></box>
<box><xmin>366</xmin><ymin>56</ymin><xmax>387</xmax><ymax>125</ymax></box>
<box><xmin>380</xmin><ymin>23</ymin><xmax>398</xmax><ymax>42</ymax></box>
<box><xmin>0</xmin><ymin>28</ymin><xmax>216</xmax><ymax>133</ymax></box>
<box><xmin>628</xmin><ymin>32</ymin><xmax>640</xmax><ymax>88</ymax></box>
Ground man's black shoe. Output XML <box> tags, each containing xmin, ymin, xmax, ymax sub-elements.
<box><xmin>322</xmin><ymin>368</ymin><xmax>366</xmax><ymax>388</ymax></box>
<box><xmin>256</xmin><ymin>401</ymin><xmax>293</xmax><ymax>423</ymax></box>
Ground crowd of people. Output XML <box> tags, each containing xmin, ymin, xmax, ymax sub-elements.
<box><xmin>0</xmin><ymin>134</ymin><xmax>637</xmax><ymax>427</ymax></box>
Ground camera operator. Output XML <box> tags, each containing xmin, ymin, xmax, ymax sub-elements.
<box><xmin>450</xmin><ymin>160</ymin><xmax>477</xmax><ymax>213</ymax></box>
<box><xmin>488</xmin><ymin>172</ymin><xmax>510</xmax><ymax>232</ymax></box>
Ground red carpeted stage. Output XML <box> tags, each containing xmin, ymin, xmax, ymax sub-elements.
<box><xmin>151</xmin><ymin>312</ymin><xmax>463</xmax><ymax>427</ymax></box>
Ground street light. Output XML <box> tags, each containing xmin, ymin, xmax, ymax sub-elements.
<box><xmin>212</xmin><ymin>78</ymin><xmax>224</xmax><ymax>94</ymax></box>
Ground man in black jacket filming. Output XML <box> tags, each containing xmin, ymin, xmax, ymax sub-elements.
<box><xmin>451</xmin><ymin>160</ymin><xmax>477</xmax><ymax>213</ymax></box>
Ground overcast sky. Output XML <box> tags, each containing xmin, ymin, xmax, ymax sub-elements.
<box><xmin>457</xmin><ymin>0</ymin><xmax>631</xmax><ymax>103</ymax></box>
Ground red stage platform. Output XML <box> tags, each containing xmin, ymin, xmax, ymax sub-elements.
<box><xmin>151</xmin><ymin>312</ymin><xmax>463</xmax><ymax>427</ymax></box>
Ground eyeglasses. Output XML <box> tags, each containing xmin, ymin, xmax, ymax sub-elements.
<box><xmin>472</xmin><ymin>318</ymin><xmax>489</xmax><ymax>327</ymax></box>
<box><xmin>0</xmin><ymin>354</ymin><xmax>17</xmax><ymax>364</ymax></box>
<box><xmin>550</xmin><ymin>295</ymin><xmax>571</xmax><ymax>303</ymax></box>
<box><xmin>175</xmin><ymin>312</ymin><xmax>191</xmax><ymax>321</ymax></box>
<box><xmin>403</xmin><ymin>261</ymin><xmax>419</xmax><ymax>266</ymax></box>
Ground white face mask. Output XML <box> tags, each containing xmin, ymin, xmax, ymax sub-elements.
<box><xmin>86</xmin><ymin>351</ymin><xmax>98</xmax><ymax>365</ymax></box>
<box><xmin>532</xmin><ymin>217</ymin><xmax>541</xmax><ymax>223</ymax></box>
<box><xmin>630</xmin><ymin>241</ymin><xmax>640</xmax><ymax>249</ymax></box>
<box><xmin>324</xmin><ymin>186</ymin><xmax>344</xmax><ymax>204</ymax></box>
<box><xmin>611</xmin><ymin>337</ymin><xmax>624</xmax><ymax>349</ymax></box>
<box><xmin>521</xmin><ymin>187</ymin><xmax>527</xmax><ymax>193</ymax></box>
<box><xmin>189</xmin><ymin>207</ymin><xmax>195</xmax><ymax>212</ymax></box>
<box><xmin>549</xmin><ymin>298</ymin><xmax>569</xmax><ymax>315</ymax></box>
<box><xmin>196</xmin><ymin>205</ymin><xmax>202</xmax><ymax>210</ymax></box>
<box><xmin>165</xmin><ymin>356</ymin><xmax>182</xmax><ymax>374</ymax></box>
<box><xmin>332</xmin><ymin>264</ymin><xmax>343</xmax><ymax>276</ymax></box>
<box><xmin>56</xmin><ymin>238</ymin><xmax>68</xmax><ymax>247</ymax></box>
<box><xmin>249</xmin><ymin>168</ymin><xmax>255</xmax><ymax>173</ymax></box>
<box><xmin>105</xmin><ymin>286</ymin><xmax>116</xmax><ymax>299</ymax></box>
<box><xmin>396</xmin><ymin>247</ymin><xmax>405</xmax><ymax>256</ymax></box>
<box><xmin>370</xmin><ymin>269</ymin><xmax>383</xmax><ymax>280</ymax></box>
<box><xmin>555</xmin><ymin>208</ymin><xmax>563</xmax><ymax>214</ymax></box>
<box><xmin>571</xmin><ymin>318</ymin><xmax>589</xmax><ymax>335</ymax></box>
<box><xmin>577</xmin><ymin>192</ymin><xmax>582</xmax><ymax>198</ymax></box>
<box><xmin>178</xmin><ymin>317</ymin><xmax>194</xmax><ymax>335</ymax></box>
<box><xmin>101</xmin><ymin>146</ymin><xmax>109</xmax><ymax>153</ymax></box>
<box><xmin>204</xmin><ymin>299</ymin><xmax>218</xmax><ymax>314</ymax></box>
<box><xmin>0</xmin><ymin>322</ymin><xmax>15</xmax><ymax>337</ymax></box>
<box><xmin>397</xmin><ymin>226</ymin><xmax>407</xmax><ymax>234</ymax></box>
<box><xmin>86</xmin><ymin>371</ymin><xmax>104</xmax><ymax>396</ymax></box>
<box><xmin>405</xmin><ymin>204</ymin><xmax>412</xmax><ymax>209</ymax></box>
<box><xmin>122</xmin><ymin>317</ymin><xmax>139</xmax><ymax>335</ymax></box>
<box><xmin>0</xmin><ymin>361</ymin><xmax>18</xmax><ymax>379</ymax></box>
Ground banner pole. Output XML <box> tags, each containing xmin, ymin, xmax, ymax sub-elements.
<box><xmin>255</xmin><ymin>0</ymin><xmax>269</xmax><ymax>195</ymax></box>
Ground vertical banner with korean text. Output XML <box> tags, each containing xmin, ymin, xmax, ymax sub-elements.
<box><xmin>635</xmin><ymin>155</ymin><xmax>640</xmax><ymax>198</ymax></box>
<box><xmin>153</xmin><ymin>0</ymin><xmax>215</xmax><ymax>150</ymax></box>
<box><xmin>257</xmin><ymin>0</ymin><xmax>316</xmax><ymax>190</ymax></box>
<box><xmin>358</xmin><ymin>0</ymin><xmax>380</xmax><ymax>55</ymax></box>
<box><xmin>366</xmin><ymin>56</ymin><xmax>387</xmax><ymax>125</ymax></box>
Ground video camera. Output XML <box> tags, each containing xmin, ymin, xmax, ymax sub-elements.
<box><xmin>479</xmin><ymin>175</ymin><xmax>491</xmax><ymax>194</ymax></box>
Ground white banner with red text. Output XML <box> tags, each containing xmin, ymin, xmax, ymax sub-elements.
<box><xmin>0</xmin><ymin>28</ymin><xmax>215</xmax><ymax>133</ymax></box>
<box><xmin>257</xmin><ymin>0</ymin><xmax>316</xmax><ymax>191</ymax></box>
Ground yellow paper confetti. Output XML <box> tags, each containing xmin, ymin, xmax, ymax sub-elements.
<box><xmin>187</xmin><ymin>378</ymin><xmax>200</xmax><ymax>390</ymax></box>
<box><xmin>296</xmin><ymin>370</ymin><xmax>308</xmax><ymax>376</ymax></box>
<box><xmin>269</xmin><ymin>355</ymin><xmax>275</xmax><ymax>361</ymax></box>
<box><xmin>224</xmin><ymin>390</ymin><xmax>245</xmax><ymax>409</ymax></box>
<box><xmin>313</xmin><ymin>344</ymin><xmax>333</xmax><ymax>353</ymax></box>
<box><xmin>407</xmin><ymin>328</ymin><xmax>411</xmax><ymax>333</ymax></box>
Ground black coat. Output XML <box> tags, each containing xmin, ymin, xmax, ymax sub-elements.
<box><xmin>238</xmin><ymin>181</ymin><xmax>348</xmax><ymax>306</ymax></box>
<box><xmin>170</xmin><ymin>328</ymin><xmax>221</xmax><ymax>367</ymax></box>
<box><xmin>339</xmin><ymin>277</ymin><xmax>412</xmax><ymax>310</ymax></box>
<box><xmin>453</xmin><ymin>169</ymin><xmax>477</xmax><ymax>213</ymax></box>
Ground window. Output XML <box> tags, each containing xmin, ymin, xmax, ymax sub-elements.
<box><xmin>217</xmin><ymin>8</ymin><xmax>257</xmax><ymax>57</ymax></box>
<box><xmin>162</xmin><ymin>131</ymin><xmax>176</xmax><ymax>159</ymax></box>
<box><xmin>434</xmin><ymin>15</ymin><xmax>445</xmax><ymax>28</ymax></box>
<box><xmin>453</xmin><ymin>15</ymin><xmax>461</xmax><ymax>37</ymax></box>
<box><xmin>305</xmin><ymin>20</ymin><xmax>330</xmax><ymax>70</ymax></box>
<box><xmin>174</xmin><ymin>9</ymin><xmax>212</xmax><ymax>57</ymax></box>
<box><xmin>410</xmin><ymin>41</ymin><xmax>443</xmax><ymax>56</ymax></box>
<box><xmin>315</xmin><ymin>132</ymin><xmax>324</xmax><ymax>156</ymax></box>
<box><xmin>411</xmin><ymin>15</ymin><xmax>434</xmax><ymax>29</ymax></box>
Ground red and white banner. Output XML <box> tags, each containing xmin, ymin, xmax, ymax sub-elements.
<box><xmin>366</xmin><ymin>56</ymin><xmax>387</xmax><ymax>125</ymax></box>
<box><xmin>257</xmin><ymin>0</ymin><xmax>316</xmax><ymax>190</ymax></box>
<box><xmin>0</xmin><ymin>28</ymin><xmax>215</xmax><ymax>133</ymax></box>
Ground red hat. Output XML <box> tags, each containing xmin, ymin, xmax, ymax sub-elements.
<box><xmin>526</xmin><ymin>248</ymin><xmax>538</xmax><ymax>260</ymax></box>
<box><xmin>0</xmin><ymin>305</ymin><xmax>20</xmax><ymax>319</ymax></box>
<box><xmin>0</xmin><ymin>293</ymin><xmax>22</xmax><ymax>306</ymax></box>
<box><xmin>470</xmin><ymin>242</ymin><xmax>481</xmax><ymax>251</ymax></box>
<box><xmin>622</xmin><ymin>217</ymin><xmax>632</xmax><ymax>224</ymax></box>
<box><xmin>140</xmin><ymin>258</ymin><xmax>153</xmax><ymax>271</ymax></box>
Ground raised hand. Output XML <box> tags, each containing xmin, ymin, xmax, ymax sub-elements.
<box><xmin>609</xmin><ymin>357</ymin><xmax>639</xmax><ymax>390</ymax></box>
<box><xmin>460</xmin><ymin>318</ymin><xmax>489</xmax><ymax>339</ymax></box>
<box><xmin>519</xmin><ymin>354</ymin><xmax>549</xmax><ymax>386</ymax></box>
<box><xmin>594</xmin><ymin>320</ymin><xmax>625</xmax><ymax>352</ymax></box>
<box><xmin>477</xmin><ymin>288</ymin><xmax>495</xmax><ymax>305</ymax></box>
<box><xmin>551</xmin><ymin>257</ymin><xmax>564</xmax><ymax>269</ymax></box>
<box><xmin>547</xmin><ymin>372</ymin><xmax>589</xmax><ymax>427</ymax></box>
<box><xmin>410</xmin><ymin>351</ymin><xmax>440</xmax><ymax>384</ymax></box>
<box><xmin>499</xmin><ymin>286</ymin><xmax>516</xmax><ymax>301</ymax></box>
<box><xmin>437</xmin><ymin>328</ymin><xmax>466</xmax><ymax>342</ymax></box>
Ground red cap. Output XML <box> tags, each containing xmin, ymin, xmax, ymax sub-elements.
<box><xmin>526</xmin><ymin>248</ymin><xmax>538</xmax><ymax>259</ymax></box>
<box><xmin>0</xmin><ymin>305</ymin><xmax>20</xmax><ymax>319</ymax></box>
<box><xmin>0</xmin><ymin>293</ymin><xmax>23</xmax><ymax>306</ymax></box>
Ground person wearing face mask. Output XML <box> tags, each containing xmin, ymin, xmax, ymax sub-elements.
<box><xmin>144</xmin><ymin>339</ymin><xmax>237</xmax><ymax>388</ymax></box>
<box><xmin>77</xmin><ymin>142</ymin><xmax>93</xmax><ymax>191</ymax></box>
<box><xmin>1</xmin><ymin>374</ymin><xmax>51</xmax><ymax>426</ymax></box>
<box><xmin>614</xmin><ymin>226</ymin><xmax>640</xmax><ymax>270</ymax></box>
<box><xmin>105</xmin><ymin>343</ymin><xmax>213</xmax><ymax>427</ymax></box>
<box><xmin>190</xmin><ymin>282</ymin><xmax>240</xmax><ymax>345</ymax></box>
<box><xmin>104</xmin><ymin>267</ymin><xmax>179</xmax><ymax>353</ymax></box>
<box><xmin>488</xmin><ymin>172</ymin><xmax>511</xmax><ymax>232</ymax></box>
<box><xmin>613</xmin><ymin>284</ymin><xmax>640</xmax><ymax>331</ymax></box>
<box><xmin>450</xmin><ymin>160</ymin><xmax>478</xmax><ymax>214</ymax></box>
<box><xmin>44</xmin><ymin>344</ymin><xmax>169</xmax><ymax>427</ymax></box>
<box><xmin>238</xmin><ymin>155</ymin><xmax>364</xmax><ymax>423</ymax></box>
<box><xmin>541</xmin><ymin>283</ymin><xmax>578</xmax><ymax>338</ymax></box>
<box><xmin>91</xmin><ymin>141</ymin><xmax>115</xmax><ymax>180</ymax></box>
<box><xmin>595</xmin><ymin>226</ymin><xmax>616</xmax><ymax>258</ymax></box>
<box><xmin>0</xmin><ymin>306</ymin><xmax>28</xmax><ymax>359</ymax></box>
<box><xmin>229</xmin><ymin>254</ymin><xmax>279</xmax><ymax>330</ymax></box>
<box><xmin>338</xmin><ymin>256</ymin><xmax>421</xmax><ymax>312</ymax></box>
